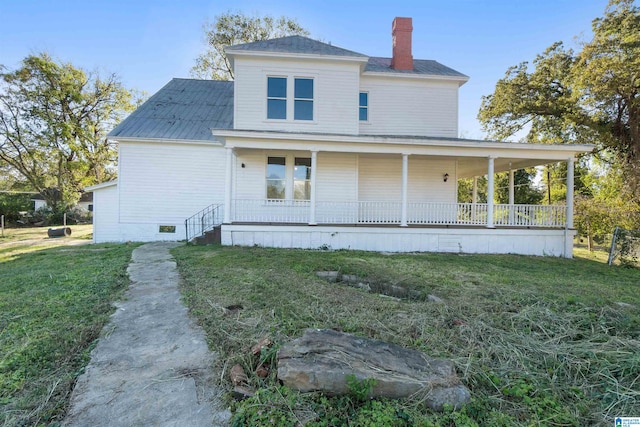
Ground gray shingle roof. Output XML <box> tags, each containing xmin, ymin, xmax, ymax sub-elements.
<box><xmin>108</xmin><ymin>78</ymin><xmax>233</xmax><ymax>141</ymax></box>
<box><xmin>226</xmin><ymin>35</ymin><xmax>368</xmax><ymax>58</ymax></box>
<box><xmin>365</xmin><ymin>57</ymin><xmax>468</xmax><ymax>78</ymax></box>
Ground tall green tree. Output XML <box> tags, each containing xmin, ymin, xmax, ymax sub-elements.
<box><xmin>191</xmin><ymin>12</ymin><xmax>309</xmax><ymax>80</ymax></box>
<box><xmin>575</xmin><ymin>159</ymin><xmax>640</xmax><ymax>249</ymax></box>
<box><xmin>478</xmin><ymin>0</ymin><xmax>639</xmax><ymax>191</ymax></box>
<box><xmin>495</xmin><ymin>168</ymin><xmax>544</xmax><ymax>205</ymax></box>
<box><xmin>0</xmin><ymin>54</ymin><xmax>138</xmax><ymax>211</ymax></box>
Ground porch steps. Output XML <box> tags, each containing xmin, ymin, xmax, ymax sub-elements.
<box><xmin>193</xmin><ymin>226</ymin><xmax>221</xmax><ymax>245</ymax></box>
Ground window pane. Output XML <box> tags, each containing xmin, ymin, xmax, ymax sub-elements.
<box><xmin>294</xmin><ymin>78</ymin><xmax>313</xmax><ymax>99</ymax></box>
<box><xmin>359</xmin><ymin>92</ymin><xmax>368</xmax><ymax>107</ymax></box>
<box><xmin>359</xmin><ymin>107</ymin><xmax>368</xmax><ymax>121</ymax></box>
<box><xmin>267</xmin><ymin>77</ymin><xmax>287</xmax><ymax>98</ymax></box>
<box><xmin>267</xmin><ymin>99</ymin><xmax>286</xmax><ymax>119</ymax></box>
<box><xmin>294</xmin><ymin>157</ymin><xmax>311</xmax><ymax>180</ymax></box>
<box><xmin>294</xmin><ymin>100</ymin><xmax>313</xmax><ymax>120</ymax></box>
<box><xmin>267</xmin><ymin>157</ymin><xmax>286</xmax><ymax>180</ymax></box>
<box><xmin>294</xmin><ymin>180</ymin><xmax>311</xmax><ymax>200</ymax></box>
<box><xmin>267</xmin><ymin>180</ymin><xmax>286</xmax><ymax>199</ymax></box>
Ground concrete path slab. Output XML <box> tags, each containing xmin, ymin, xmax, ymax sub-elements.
<box><xmin>64</xmin><ymin>242</ymin><xmax>230</xmax><ymax>427</ymax></box>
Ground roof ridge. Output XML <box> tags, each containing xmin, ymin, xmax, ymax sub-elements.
<box><xmin>226</xmin><ymin>35</ymin><xmax>368</xmax><ymax>58</ymax></box>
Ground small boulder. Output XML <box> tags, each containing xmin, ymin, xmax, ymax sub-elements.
<box><xmin>427</xmin><ymin>294</ymin><xmax>444</xmax><ymax>304</ymax></box>
<box><xmin>230</xmin><ymin>364</ymin><xmax>248</xmax><ymax>386</ymax></box>
<box><xmin>251</xmin><ymin>337</ymin><xmax>273</xmax><ymax>356</ymax></box>
<box><xmin>316</xmin><ymin>271</ymin><xmax>340</xmax><ymax>282</ymax></box>
<box><xmin>277</xmin><ymin>329</ymin><xmax>470</xmax><ymax>411</ymax></box>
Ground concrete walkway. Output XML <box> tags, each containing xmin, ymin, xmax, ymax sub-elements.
<box><xmin>64</xmin><ymin>242</ymin><xmax>230</xmax><ymax>427</ymax></box>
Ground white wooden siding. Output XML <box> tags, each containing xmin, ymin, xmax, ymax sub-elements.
<box><xmin>316</xmin><ymin>152</ymin><xmax>357</xmax><ymax>202</ymax></box>
<box><xmin>234</xmin><ymin>149</ymin><xmax>266</xmax><ymax>199</ymax></box>
<box><xmin>408</xmin><ymin>158</ymin><xmax>456</xmax><ymax>203</ymax></box>
<box><xmin>234</xmin><ymin>57</ymin><xmax>360</xmax><ymax>134</ymax></box>
<box><xmin>118</xmin><ymin>141</ymin><xmax>225</xmax><ymax>224</ymax></box>
<box><xmin>358</xmin><ymin>155</ymin><xmax>401</xmax><ymax>201</ymax></box>
<box><xmin>92</xmin><ymin>184</ymin><xmax>119</xmax><ymax>242</ymax></box>
<box><xmin>358</xmin><ymin>155</ymin><xmax>456</xmax><ymax>202</ymax></box>
<box><xmin>359</xmin><ymin>76</ymin><xmax>459</xmax><ymax>137</ymax></box>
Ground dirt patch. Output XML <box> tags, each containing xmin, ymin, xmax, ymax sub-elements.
<box><xmin>316</xmin><ymin>271</ymin><xmax>443</xmax><ymax>302</ymax></box>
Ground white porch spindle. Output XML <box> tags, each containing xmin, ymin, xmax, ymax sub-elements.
<box><xmin>566</xmin><ymin>157</ymin><xmax>575</xmax><ymax>228</ymax></box>
<box><xmin>400</xmin><ymin>154</ymin><xmax>409</xmax><ymax>227</ymax></box>
<box><xmin>224</xmin><ymin>147</ymin><xmax>233</xmax><ymax>224</ymax></box>
<box><xmin>309</xmin><ymin>151</ymin><xmax>318</xmax><ymax>225</ymax></box>
<box><xmin>487</xmin><ymin>156</ymin><xmax>495</xmax><ymax>228</ymax></box>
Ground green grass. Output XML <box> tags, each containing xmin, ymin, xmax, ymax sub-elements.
<box><xmin>173</xmin><ymin>245</ymin><xmax>640</xmax><ymax>426</ymax></box>
<box><xmin>0</xmin><ymin>242</ymin><xmax>136</xmax><ymax>426</ymax></box>
<box><xmin>0</xmin><ymin>224</ymin><xmax>93</xmax><ymax>243</ymax></box>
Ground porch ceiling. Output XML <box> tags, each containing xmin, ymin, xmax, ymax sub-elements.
<box><xmin>457</xmin><ymin>157</ymin><xmax>559</xmax><ymax>178</ymax></box>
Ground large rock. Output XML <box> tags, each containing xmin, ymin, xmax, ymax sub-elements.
<box><xmin>277</xmin><ymin>329</ymin><xmax>470</xmax><ymax>411</ymax></box>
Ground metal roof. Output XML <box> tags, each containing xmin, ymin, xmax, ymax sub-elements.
<box><xmin>108</xmin><ymin>78</ymin><xmax>233</xmax><ymax>141</ymax></box>
<box><xmin>365</xmin><ymin>57</ymin><xmax>468</xmax><ymax>78</ymax></box>
<box><xmin>226</xmin><ymin>35</ymin><xmax>368</xmax><ymax>58</ymax></box>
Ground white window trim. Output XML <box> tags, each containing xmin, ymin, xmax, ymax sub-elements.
<box><xmin>264</xmin><ymin>153</ymin><xmax>312</xmax><ymax>201</ymax></box>
<box><xmin>266</xmin><ymin>76</ymin><xmax>287</xmax><ymax>120</ymax></box>
<box><xmin>264</xmin><ymin>73</ymin><xmax>317</xmax><ymax>124</ymax></box>
<box><xmin>359</xmin><ymin>91</ymin><xmax>370</xmax><ymax>123</ymax></box>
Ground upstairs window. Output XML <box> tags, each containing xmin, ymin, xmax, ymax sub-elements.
<box><xmin>266</xmin><ymin>156</ymin><xmax>286</xmax><ymax>199</ymax></box>
<box><xmin>294</xmin><ymin>78</ymin><xmax>314</xmax><ymax>121</ymax></box>
<box><xmin>359</xmin><ymin>92</ymin><xmax>368</xmax><ymax>121</ymax></box>
<box><xmin>267</xmin><ymin>77</ymin><xmax>287</xmax><ymax>119</ymax></box>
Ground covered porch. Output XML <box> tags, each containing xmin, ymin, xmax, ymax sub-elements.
<box><xmin>212</xmin><ymin>130</ymin><xmax>592</xmax><ymax>257</ymax></box>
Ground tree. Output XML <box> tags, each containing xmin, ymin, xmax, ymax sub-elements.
<box><xmin>191</xmin><ymin>12</ymin><xmax>309</xmax><ymax>80</ymax></box>
<box><xmin>575</xmin><ymin>160</ymin><xmax>640</xmax><ymax>250</ymax></box>
<box><xmin>458</xmin><ymin>168</ymin><xmax>543</xmax><ymax>205</ymax></box>
<box><xmin>494</xmin><ymin>168</ymin><xmax>544</xmax><ymax>205</ymax></box>
<box><xmin>0</xmin><ymin>54</ymin><xmax>138</xmax><ymax>211</ymax></box>
<box><xmin>478</xmin><ymin>0</ymin><xmax>640</xmax><ymax>192</ymax></box>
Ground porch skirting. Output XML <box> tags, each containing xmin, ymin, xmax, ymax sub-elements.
<box><xmin>221</xmin><ymin>225</ymin><xmax>576</xmax><ymax>258</ymax></box>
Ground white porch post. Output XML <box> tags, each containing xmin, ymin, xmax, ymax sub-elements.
<box><xmin>472</xmin><ymin>177</ymin><xmax>478</xmax><ymax>204</ymax></box>
<box><xmin>223</xmin><ymin>147</ymin><xmax>233</xmax><ymax>224</ymax></box>
<box><xmin>400</xmin><ymin>153</ymin><xmax>409</xmax><ymax>227</ymax></box>
<box><xmin>508</xmin><ymin>164</ymin><xmax>515</xmax><ymax>225</ymax></box>
<box><xmin>566</xmin><ymin>157</ymin><xmax>575</xmax><ymax>229</ymax></box>
<box><xmin>487</xmin><ymin>156</ymin><xmax>495</xmax><ymax>228</ymax></box>
<box><xmin>508</xmin><ymin>166</ymin><xmax>515</xmax><ymax>205</ymax></box>
<box><xmin>309</xmin><ymin>150</ymin><xmax>318</xmax><ymax>225</ymax></box>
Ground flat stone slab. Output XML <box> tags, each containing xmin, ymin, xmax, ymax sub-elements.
<box><xmin>277</xmin><ymin>329</ymin><xmax>470</xmax><ymax>411</ymax></box>
<box><xmin>64</xmin><ymin>242</ymin><xmax>230</xmax><ymax>427</ymax></box>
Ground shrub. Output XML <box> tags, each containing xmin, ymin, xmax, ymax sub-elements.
<box><xmin>0</xmin><ymin>193</ymin><xmax>32</xmax><ymax>223</ymax></box>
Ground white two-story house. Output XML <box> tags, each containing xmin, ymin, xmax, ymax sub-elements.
<box><xmin>89</xmin><ymin>17</ymin><xmax>592</xmax><ymax>257</ymax></box>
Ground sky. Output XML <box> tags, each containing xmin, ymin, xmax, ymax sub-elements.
<box><xmin>0</xmin><ymin>0</ymin><xmax>610</xmax><ymax>140</ymax></box>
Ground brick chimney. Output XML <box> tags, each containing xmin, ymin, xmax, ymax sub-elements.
<box><xmin>391</xmin><ymin>17</ymin><xmax>413</xmax><ymax>71</ymax></box>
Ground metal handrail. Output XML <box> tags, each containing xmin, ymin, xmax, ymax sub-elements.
<box><xmin>184</xmin><ymin>203</ymin><xmax>223</xmax><ymax>243</ymax></box>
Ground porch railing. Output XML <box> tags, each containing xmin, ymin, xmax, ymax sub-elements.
<box><xmin>229</xmin><ymin>199</ymin><xmax>567</xmax><ymax>228</ymax></box>
<box><xmin>185</xmin><ymin>203</ymin><xmax>223</xmax><ymax>242</ymax></box>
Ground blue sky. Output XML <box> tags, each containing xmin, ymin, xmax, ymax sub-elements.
<box><xmin>1</xmin><ymin>0</ymin><xmax>609</xmax><ymax>139</ymax></box>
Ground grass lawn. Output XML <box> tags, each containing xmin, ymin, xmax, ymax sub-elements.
<box><xmin>0</xmin><ymin>231</ymin><xmax>136</xmax><ymax>426</ymax></box>
<box><xmin>173</xmin><ymin>245</ymin><xmax>640</xmax><ymax>426</ymax></box>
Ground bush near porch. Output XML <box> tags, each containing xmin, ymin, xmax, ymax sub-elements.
<box><xmin>173</xmin><ymin>245</ymin><xmax>640</xmax><ymax>426</ymax></box>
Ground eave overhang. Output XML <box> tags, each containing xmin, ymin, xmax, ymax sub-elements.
<box><xmin>212</xmin><ymin>129</ymin><xmax>594</xmax><ymax>177</ymax></box>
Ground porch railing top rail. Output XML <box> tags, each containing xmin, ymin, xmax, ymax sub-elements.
<box><xmin>228</xmin><ymin>199</ymin><xmax>568</xmax><ymax>229</ymax></box>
